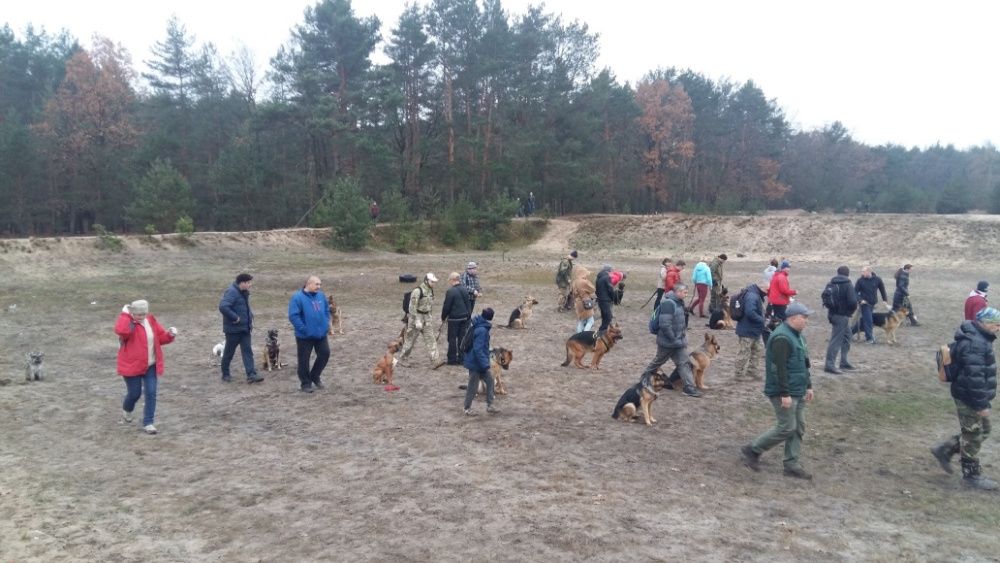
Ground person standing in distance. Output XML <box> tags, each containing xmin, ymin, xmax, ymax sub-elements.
<box><xmin>441</xmin><ymin>272</ymin><xmax>473</xmax><ymax>365</ymax></box>
<box><xmin>463</xmin><ymin>308</ymin><xmax>500</xmax><ymax>416</ymax></box>
<box><xmin>823</xmin><ymin>265</ymin><xmax>858</xmax><ymax>374</ymax></box>
<box><xmin>288</xmin><ymin>275</ymin><xmax>331</xmax><ymax>393</ymax></box>
<box><xmin>965</xmin><ymin>281</ymin><xmax>990</xmax><ymax>321</ymax></box>
<box><xmin>218</xmin><ymin>273</ymin><xmax>264</xmax><ymax>384</ymax></box>
<box><xmin>853</xmin><ymin>266</ymin><xmax>888</xmax><ymax>344</ymax></box>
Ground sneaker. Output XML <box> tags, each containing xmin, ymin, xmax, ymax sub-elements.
<box><xmin>783</xmin><ymin>466</ymin><xmax>812</xmax><ymax>480</ymax></box>
<box><xmin>682</xmin><ymin>385</ymin><xmax>703</xmax><ymax>398</ymax></box>
<box><xmin>120</xmin><ymin>410</ymin><xmax>134</xmax><ymax>424</ymax></box>
<box><xmin>143</xmin><ymin>424</ymin><xmax>158</xmax><ymax>435</ymax></box>
<box><xmin>300</xmin><ymin>387</ymin><xmax>315</xmax><ymax>394</ymax></box>
<box><xmin>247</xmin><ymin>374</ymin><xmax>264</xmax><ymax>384</ymax></box>
<box><xmin>839</xmin><ymin>362</ymin><xmax>856</xmax><ymax>370</ymax></box>
<box><xmin>487</xmin><ymin>405</ymin><xmax>501</xmax><ymax>414</ymax></box>
<box><xmin>865</xmin><ymin>339</ymin><xmax>876</xmax><ymax>345</ymax></box>
<box><xmin>823</xmin><ymin>367</ymin><xmax>842</xmax><ymax>375</ymax></box>
<box><xmin>740</xmin><ymin>445</ymin><xmax>760</xmax><ymax>471</ymax></box>
<box><xmin>313</xmin><ymin>381</ymin><xmax>325</xmax><ymax>390</ymax></box>
<box><xmin>463</xmin><ymin>408</ymin><xmax>477</xmax><ymax>416</ymax></box>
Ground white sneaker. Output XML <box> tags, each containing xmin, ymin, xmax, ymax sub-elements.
<box><xmin>120</xmin><ymin>410</ymin><xmax>133</xmax><ymax>424</ymax></box>
<box><xmin>143</xmin><ymin>424</ymin><xmax>158</xmax><ymax>434</ymax></box>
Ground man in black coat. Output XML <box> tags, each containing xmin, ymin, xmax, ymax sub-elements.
<box><xmin>219</xmin><ymin>273</ymin><xmax>264</xmax><ymax>384</ymax></box>
<box><xmin>853</xmin><ymin>266</ymin><xmax>888</xmax><ymax>344</ymax></box>
<box><xmin>596</xmin><ymin>265</ymin><xmax>615</xmax><ymax>332</ymax></box>
<box><xmin>823</xmin><ymin>266</ymin><xmax>858</xmax><ymax>374</ymax></box>
<box><xmin>441</xmin><ymin>272</ymin><xmax>473</xmax><ymax>365</ymax></box>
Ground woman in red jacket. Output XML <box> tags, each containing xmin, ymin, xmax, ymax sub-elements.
<box><xmin>767</xmin><ymin>260</ymin><xmax>797</xmax><ymax>320</ymax></box>
<box><xmin>115</xmin><ymin>300</ymin><xmax>176</xmax><ymax>434</ymax></box>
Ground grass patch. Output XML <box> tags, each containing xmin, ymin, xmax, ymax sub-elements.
<box><xmin>850</xmin><ymin>393</ymin><xmax>954</xmax><ymax>428</ymax></box>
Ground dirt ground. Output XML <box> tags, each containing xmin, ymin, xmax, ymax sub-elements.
<box><xmin>4</xmin><ymin>213</ymin><xmax>1000</xmax><ymax>561</ymax></box>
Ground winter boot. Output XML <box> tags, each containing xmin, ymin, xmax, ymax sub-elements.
<box><xmin>961</xmin><ymin>458</ymin><xmax>999</xmax><ymax>490</ymax></box>
<box><xmin>930</xmin><ymin>439</ymin><xmax>959</xmax><ymax>474</ymax></box>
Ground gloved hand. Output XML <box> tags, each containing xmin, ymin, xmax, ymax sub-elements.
<box><xmin>414</xmin><ymin>319</ymin><xmax>424</xmax><ymax>330</ymax></box>
<box><xmin>167</xmin><ymin>327</ymin><xmax>178</xmax><ymax>336</ymax></box>
<box><xmin>122</xmin><ymin>304</ymin><xmax>131</xmax><ymax>313</ymax></box>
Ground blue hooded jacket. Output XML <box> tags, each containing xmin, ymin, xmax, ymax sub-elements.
<box><xmin>463</xmin><ymin>315</ymin><xmax>492</xmax><ymax>372</ymax></box>
<box><xmin>691</xmin><ymin>262</ymin><xmax>713</xmax><ymax>287</ymax></box>
<box><xmin>288</xmin><ymin>289</ymin><xmax>331</xmax><ymax>339</ymax></box>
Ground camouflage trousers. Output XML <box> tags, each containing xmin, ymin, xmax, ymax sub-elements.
<box><xmin>734</xmin><ymin>336</ymin><xmax>763</xmax><ymax>379</ymax></box>
<box><xmin>399</xmin><ymin>313</ymin><xmax>439</xmax><ymax>364</ymax></box>
<box><xmin>941</xmin><ymin>399</ymin><xmax>993</xmax><ymax>462</ymax></box>
<box><xmin>709</xmin><ymin>285</ymin><xmax>724</xmax><ymax>313</ymax></box>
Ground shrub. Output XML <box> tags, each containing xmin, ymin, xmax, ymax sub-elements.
<box><xmin>314</xmin><ymin>177</ymin><xmax>372</xmax><ymax>250</ymax></box>
<box><xmin>126</xmin><ymin>159</ymin><xmax>195</xmax><ymax>233</ymax></box>
<box><xmin>92</xmin><ymin>224</ymin><xmax>124</xmax><ymax>252</ymax></box>
<box><xmin>176</xmin><ymin>215</ymin><xmax>194</xmax><ymax>237</ymax></box>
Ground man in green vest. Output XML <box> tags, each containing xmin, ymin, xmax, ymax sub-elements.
<box><xmin>740</xmin><ymin>301</ymin><xmax>815</xmax><ymax>479</ymax></box>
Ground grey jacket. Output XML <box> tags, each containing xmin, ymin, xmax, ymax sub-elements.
<box><xmin>656</xmin><ymin>291</ymin><xmax>688</xmax><ymax>349</ymax></box>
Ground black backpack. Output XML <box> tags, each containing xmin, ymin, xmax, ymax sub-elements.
<box><xmin>402</xmin><ymin>286</ymin><xmax>424</xmax><ymax>314</ymax></box>
<box><xmin>729</xmin><ymin>288</ymin><xmax>750</xmax><ymax>321</ymax></box>
<box><xmin>821</xmin><ymin>282</ymin><xmax>837</xmax><ymax>310</ymax></box>
<box><xmin>460</xmin><ymin>323</ymin><xmax>476</xmax><ymax>353</ymax></box>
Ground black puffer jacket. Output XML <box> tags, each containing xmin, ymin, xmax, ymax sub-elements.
<box><xmin>826</xmin><ymin>275</ymin><xmax>858</xmax><ymax>317</ymax></box>
<box><xmin>951</xmin><ymin>320</ymin><xmax>998</xmax><ymax>411</ymax></box>
<box><xmin>596</xmin><ymin>270</ymin><xmax>615</xmax><ymax>304</ymax></box>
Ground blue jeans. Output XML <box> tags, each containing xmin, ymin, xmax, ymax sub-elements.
<box><xmin>222</xmin><ymin>332</ymin><xmax>257</xmax><ymax>380</ymax></box>
<box><xmin>859</xmin><ymin>303</ymin><xmax>874</xmax><ymax>341</ymax></box>
<box><xmin>123</xmin><ymin>365</ymin><xmax>158</xmax><ymax>426</ymax></box>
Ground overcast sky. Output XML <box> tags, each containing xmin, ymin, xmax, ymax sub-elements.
<box><xmin>4</xmin><ymin>0</ymin><xmax>997</xmax><ymax>149</ymax></box>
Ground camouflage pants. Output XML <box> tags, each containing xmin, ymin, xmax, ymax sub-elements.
<box><xmin>947</xmin><ymin>399</ymin><xmax>992</xmax><ymax>462</ymax></box>
<box><xmin>709</xmin><ymin>284</ymin><xmax>724</xmax><ymax>313</ymax></box>
<box><xmin>399</xmin><ymin>312</ymin><xmax>439</xmax><ymax>364</ymax></box>
<box><xmin>734</xmin><ymin>336</ymin><xmax>763</xmax><ymax>379</ymax></box>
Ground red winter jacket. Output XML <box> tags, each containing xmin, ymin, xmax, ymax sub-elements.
<box><xmin>966</xmin><ymin>292</ymin><xmax>989</xmax><ymax>321</ymax></box>
<box><xmin>115</xmin><ymin>312</ymin><xmax>174</xmax><ymax>376</ymax></box>
<box><xmin>664</xmin><ymin>265</ymin><xmax>682</xmax><ymax>291</ymax></box>
<box><xmin>767</xmin><ymin>270</ymin><xmax>797</xmax><ymax>306</ymax></box>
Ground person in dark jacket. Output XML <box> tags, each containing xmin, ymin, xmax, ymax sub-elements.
<box><xmin>930</xmin><ymin>307</ymin><xmax>1000</xmax><ymax>490</ymax></box>
<box><xmin>740</xmin><ymin>302</ymin><xmax>815</xmax><ymax>480</ymax></box>
<box><xmin>639</xmin><ymin>284</ymin><xmax>702</xmax><ymax>398</ymax></box>
<box><xmin>735</xmin><ymin>282</ymin><xmax>768</xmax><ymax>380</ymax></box>
<box><xmin>287</xmin><ymin>275</ymin><xmax>331</xmax><ymax>393</ymax></box>
<box><xmin>441</xmin><ymin>272</ymin><xmax>473</xmax><ymax>365</ymax></box>
<box><xmin>893</xmin><ymin>264</ymin><xmax>919</xmax><ymax>326</ymax></box>
<box><xmin>596</xmin><ymin>265</ymin><xmax>615</xmax><ymax>331</ymax></box>
<box><xmin>853</xmin><ymin>266</ymin><xmax>888</xmax><ymax>344</ymax></box>
<box><xmin>965</xmin><ymin>281</ymin><xmax>989</xmax><ymax>321</ymax></box>
<box><xmin>823</xmin><ymin>266</ymin><xmax>859</xmax><ymax>374</ymax></box>
<box><xmin>218</xmin><ymin>273</ymin><xmax>264</xmax><ymax>384</ymax></box>
<box><xmin>463</xmin><ymin>308</ymin><xmax>499</xmax><ymax>415</ymax></box>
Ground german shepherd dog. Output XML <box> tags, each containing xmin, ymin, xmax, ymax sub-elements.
<box><xmin>850</xmin><ymin>305</ymin><xmax>909</xmax><ymax>345</ymax></box>
<box><xmin>708</xmin><ymin>288</ymin><xmax>735</xmax><ymax>330</ymax></box>
<box><xmin>507</xmin><ymin>296</ymin><xmax>539</xmax><ymax>329</ymax></box>
<box><xmin>458</xmin><ymin>347</ymin><xmax>514</xmax><ymax>395</ymax></box>
<box><xmin>327</xmin><ymin>295</ymin><xmax>344</xmax><ymax>335</ymax></box>
<box><xmin>561</xmin><ymin>323</ymin><xmax>622</xmax><ymax>369</ymax></box>
<box><xmin>261</xmin><ymin>328</ymin><xmax>286</xmax><ymax>371</ymax></box>
<box><xmin>666</xmin><ymin>333</ymin><xmax>721</xmax><ymax>390</ymax></box>
<box><xmin>373</xmin><ymin>339</ymin><xmax>402</xmax><ymax>387</ymax></box>
<box><xmin>25</xmin><ymin>352</ymin><xmax>45</xmax><ymax>382</ymax></box>
<box><xmin>612</xmin><ymin>371</ymin><xmax>669</xmax><ymax>426</ymax></box>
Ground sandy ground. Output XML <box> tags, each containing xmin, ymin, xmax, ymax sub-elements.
<box><xmin>3</xmin><ymin>214</ymin><xmax>1000</xmax><ymax>561</ymax></box>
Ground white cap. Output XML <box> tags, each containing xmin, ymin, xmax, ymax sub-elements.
<box><xmin>426</xmin><ymin>273</ymin><xmax>438</xmax><ymax>283</ymax></box>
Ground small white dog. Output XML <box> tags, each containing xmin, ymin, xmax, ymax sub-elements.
<box><xmin>25</xmin><ymin>352</ymin><xmax>44</xmax><ymax>382</ymax></box>
<box><xmin>212</xmin><ymin>342</ymin><xmax>225</xmax><ymax>366</ymax></box>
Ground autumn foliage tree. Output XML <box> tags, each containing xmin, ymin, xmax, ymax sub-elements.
<box><xmin>635</xmin><ymin>78</ymin><xmax>695</xmax><ymax>210</ymax></box>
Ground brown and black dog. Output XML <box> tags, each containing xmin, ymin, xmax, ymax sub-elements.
<box><xmin>261</xmin><ymin>329</ymin><xmax>286</xmax><ymax>371</ymax></box>
<box><xmin>561</xmin><ymin>323</ymin><xmax>622</xmax><ymax>369</ymax></box>
<box><xmin>459</xmin><ymin>347</ymin><xmax>514</xmax><ymax>395</ymax></box>
<box><xmin>507</xmin><ymin>296</ymin><xmax>539</xmax><ymax>329</ymax></box>
<box><xmin>612</xmin><ymin>371</ymin><xmax>669</xmax><ymax>426</ymax></box>
<box><xmin>373</xmin><ymin>339</ymin><xmax>402</xmax><ymax>386</ymax></box>
<box><xmin>327</xmin><ymin>295</ymin><xmax>344</xmax><ymax>335</ymax></box>
<box><xmin>708</xmin><ymin>288</ymin><xmax>735</xmax><ymax>330</ymax></box>
<box><xmin>666</xmin><ymin>332</ymin><xmax>721</xmax><ymax>390</ymax></box>
<box><xmin>851</xmin><ymin>305</ymin><xmax>909</xmax><ymax>345</ymax></box>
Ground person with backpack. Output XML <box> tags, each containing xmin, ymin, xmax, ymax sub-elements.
<box><xmin>965</xmin><ymin>281</ymin><xmax>989</xmax><ymax>321</ymax></box>
<box><xmin>463</xmin><ymin>308</ymin><xmax>499</xmax><ymax>416</ymax></box>
<box><xmin>930</xmin><ymin>307</ymin><xmax>1000</xmax><ymax>490</ymax></box>
<box><xmin>441</xmin><ymin>272</ymin><xmax>473</xmax><ymax>365</ymax></box>
<box><xmin>893</xmin><ymin>264</ymin><xmax>919</xmax><ymax>326</ymax></box>
<box><xmin>822</xmin><ymin>266</ymin><xmax>858</xmax><ymax>374</ymax></box>
<box><xmin>709</xmin><ymin>253</ymin><xmax>728</xmax><ymax>313</ymax></box>
<box><xmin>768</xmin><ymin>260</ymin><xmax>797</xmax><ymax>321</ymax></box>
<box><xmin>740</xmin><ymin>302</ymin><xmax>816</xmax><ymax>480</ymax></box>
<box><xmin>218</xmin><ymin>273</ymin><xmax>264</xmax><ymax>384</ymax></box>
<box><xmin>688</xmin><ymin>259</ymin><xmax>713</xmax><ymax>318</ymax></box>
<box><xmin>853</xmin><ymin>266</ymin><xmax>889</xmax><ymax>344</ymax></box>
<box><xmin>640</xmin><ymin>283</ymin><xmax>702</xmax><ymax>398</ymax></box>
<box><xmin>556</xmin><ymin>251</ymin><xmax>578</xmax><ymax>312</ymax></box>
<box><xmin>734</xmin><ymin>281</ymin><xmax>768</xmax><ymax>380</ymax></box>
<box><xmin>399</xmin><ymin>273</ymin><xmax>445</xmax><ymax>369</ymax></box>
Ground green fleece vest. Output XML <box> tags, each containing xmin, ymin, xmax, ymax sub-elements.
<box><xmin>764</xmin><ymin>321</ymin><xmax>811</xmax><ymax>397</ymax></box>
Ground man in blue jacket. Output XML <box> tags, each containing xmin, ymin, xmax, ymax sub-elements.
<box><xmin>734</xmin><ymin>281</ymin><xmax>768</xmax><ymax>380</ymax></box>
<box><xmin>463</xmin><ymin>308</ymin><xmax>499</xmax><ymax>416</ymax></box>
<box><xmin>288</xmin><ymin>275</ymin><xmax>331</xmax><ymax>393</ymax></box>
<box><xmin>219</xmin><ymin>273</ymin><xmax>264</xmax><ymax>384</ymax></box>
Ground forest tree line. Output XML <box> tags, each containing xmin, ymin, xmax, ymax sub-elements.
<box><xmin>1</xmin><ymin>0</ymin><xmax>998</xmax><ymax>236</ymax></box>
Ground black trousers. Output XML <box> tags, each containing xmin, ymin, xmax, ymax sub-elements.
<box><xmin>446</xmin><ymin>317</ymin><xmax>470</xmax><ymax>364</ymax></box>
<box><xmin>598</xmin><ymin>301</ymin><xmax>614</xmax><ymax>331</ymax></box>
<box><xmin>295</xmin><ymin>336</ymin><xmax>330</xmax><ymax>389</ymax></box>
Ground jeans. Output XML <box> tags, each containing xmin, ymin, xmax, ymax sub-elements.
<box><xmin>824</xmin><ymin>314</ymin><xmax>851</xmax><ymax>369</ymax></box>
<box><xmin>751</xmin><ymin>396</ymin><xmax>807</xmax><ymax>470</ymax></box>
<box><xmin>296</xmin><ymin>336</ymin><xmax>330</xmax><ymax>389</ymax></box>
<box><xmin>576</xmin><ymin>316</ymin><xmax>595</xmax><ymax>334</ymax></box>
<box><xmin>463</xmin><ymin>369</ymin><xmax>495</xmax><ymax>410</ymax></box>
<box><xmin>446</xmin><ymin>317</ymin><xmax>470</xmax><ymax>364</ymax></box>
<box><xmin>858</xmin><ymin>303</ymin><xmax>874</xmax><ymax>341</ymax></box>
<box><xmin>221</xmin><ymin>331</ymin><xmax>257</xmax><ymax>380</ymax></box>
<box><xmin>598</xmin><ymin>301</ymin><xmax>613</xmax><ymax>331</ymax></box>
<box><xmin>123</xmin><ymin>365</ymin><xmax>158</xmax><ymax>426</ymax></box>
<box><xmin>641</xmin><ymin>345</ymin><xmax>694</xmax><ymax>389</ymax></box>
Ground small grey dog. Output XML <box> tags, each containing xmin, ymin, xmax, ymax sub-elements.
<box><xmin>25</xmin><ymin>352</ymin><xmax>44</xmax><ymax>382</ymax></box>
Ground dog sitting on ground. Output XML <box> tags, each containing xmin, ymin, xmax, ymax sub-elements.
<box><xmin>25</xmin><ymin>352</ymin><xmax>44</xmax><ymax>382</ymax></box>
<box><xmin>459</xmin><ymin>347</ymin><xmax>514</xmax><ymax>395</ymax></box>
<box><xmin>708</xmin><ymin>290</ymin><xmax>735</xmax><ymax>330</ymax></box>
<box><xmin>212</xmin><ymin>342</ymin><xmax>225</xmax><ymax>366</ymax></box>
<box><xmin>261</xmin><ymin>329</ymin><xmax>286</xmax><ymax>371</ymax></box>
<box><xmin>666</xmin><ymin>332</ymin><xmax>721</xmax><ymax>390</ymax></box>
<box><xmin>507</xmin><ymin>296</ymin><xmax>539</xmax><ymax>329</ymax></box>
<box><xmin>851</xmin><ymin>305</ymin><xmax>909</xmax><ymax>345</ymax></box>
<box><xmin>560</xmin><ymin>323</ymin><xmax>622</xmax><ymax>369</ymax></box>
<box><xmin>327</xmin><ymin>295</ymin><xmax>344</xmax><ymax>335</ymax></box>
<box><xmin>612</xmin><ymin>371</ymin><xmax>669</xmax><ymax>426</ymax></box>
<box><xmin>373</xmin><ymin>339</ymin><xmax>402</xmax><ymax>386</ymax></box>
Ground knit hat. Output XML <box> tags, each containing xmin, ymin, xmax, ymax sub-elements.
<box><xmin>426</xmin><ymin>272</ymin><xmax>438</xmax><ymax>283</ymax></box>
<box><xmin>570</xmin><ymin>250</ymin><xmax>578</xmax><ymax>258</ymax></box>
<box><xmin>467</xmin><ymin>261</ymin><xmax>478</xmax><ymax>270</ymax></box>
<box><xmin>780</xmin><ymin>260</ymin><xmax>791</xmax><ymax>270</ymax></box>
<box><xmin>978</xmin><ymin>280</ymin><xmax>990</xmax><ymax>293</ymax></box>
<box><xmin>482</xmin><ymin>307</ymin><xmax>495</xmax><ymax>321</ymax></box>
<box><xmin>976</xmin><ymin>307</ymin><xmax>1000</xmax><ymax>324</ymax></box>
<box><xmin>785</xmin><ymin>302</ymin><xmax>813</xmax><ymax>317</ymax></box>
<box><xmin>719</xmin><ymin>253</ymin><xmax>728</xmax><ymax>260</ymax></box>
<box><xmin>602</xmin><ymin>264</ymin><xmax>612</xmax><ymax>273</ymax></box>
<box><xmin>130</xmin><ymin>299</ymin><xmax>149</xmax><ymax>314</ymax></box>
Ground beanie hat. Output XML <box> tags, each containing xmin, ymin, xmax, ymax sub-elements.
<box><xmin>977</xmin><ymin>307</ymin><xmax>1000</xmax><ymax>324</ymax></box>
<box><xmin>780</xmin><ymin>260</ymin><xmax>791</xmax><ymax>270</ymax></box>
<box><xmin>570</xmin><ymin>250</ymin><xmax>578</xmax><ymax>258</ymax></box>
<box><xmin>602</xmin><ymin>264</ymin><xmax>612</xmax><ymax>273</ymax></box>
<box><xmin>719</xmin><ymin>253</ymin><xmax>728</xmax><ymax>260</ymax></box>
<box><xmin>130</xmin><ymin>299</ymin><xmax>149</xmax><ymax>314</ymax></box>
<box><xmin>978</xmin><ymin>280</ymin><xmax>990</xmax><ymax>293</ymax></box>
<box><xmin>482</xmin><ymin>307</ymin><xmax>495</xmax><ymax>321</ymax></box>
